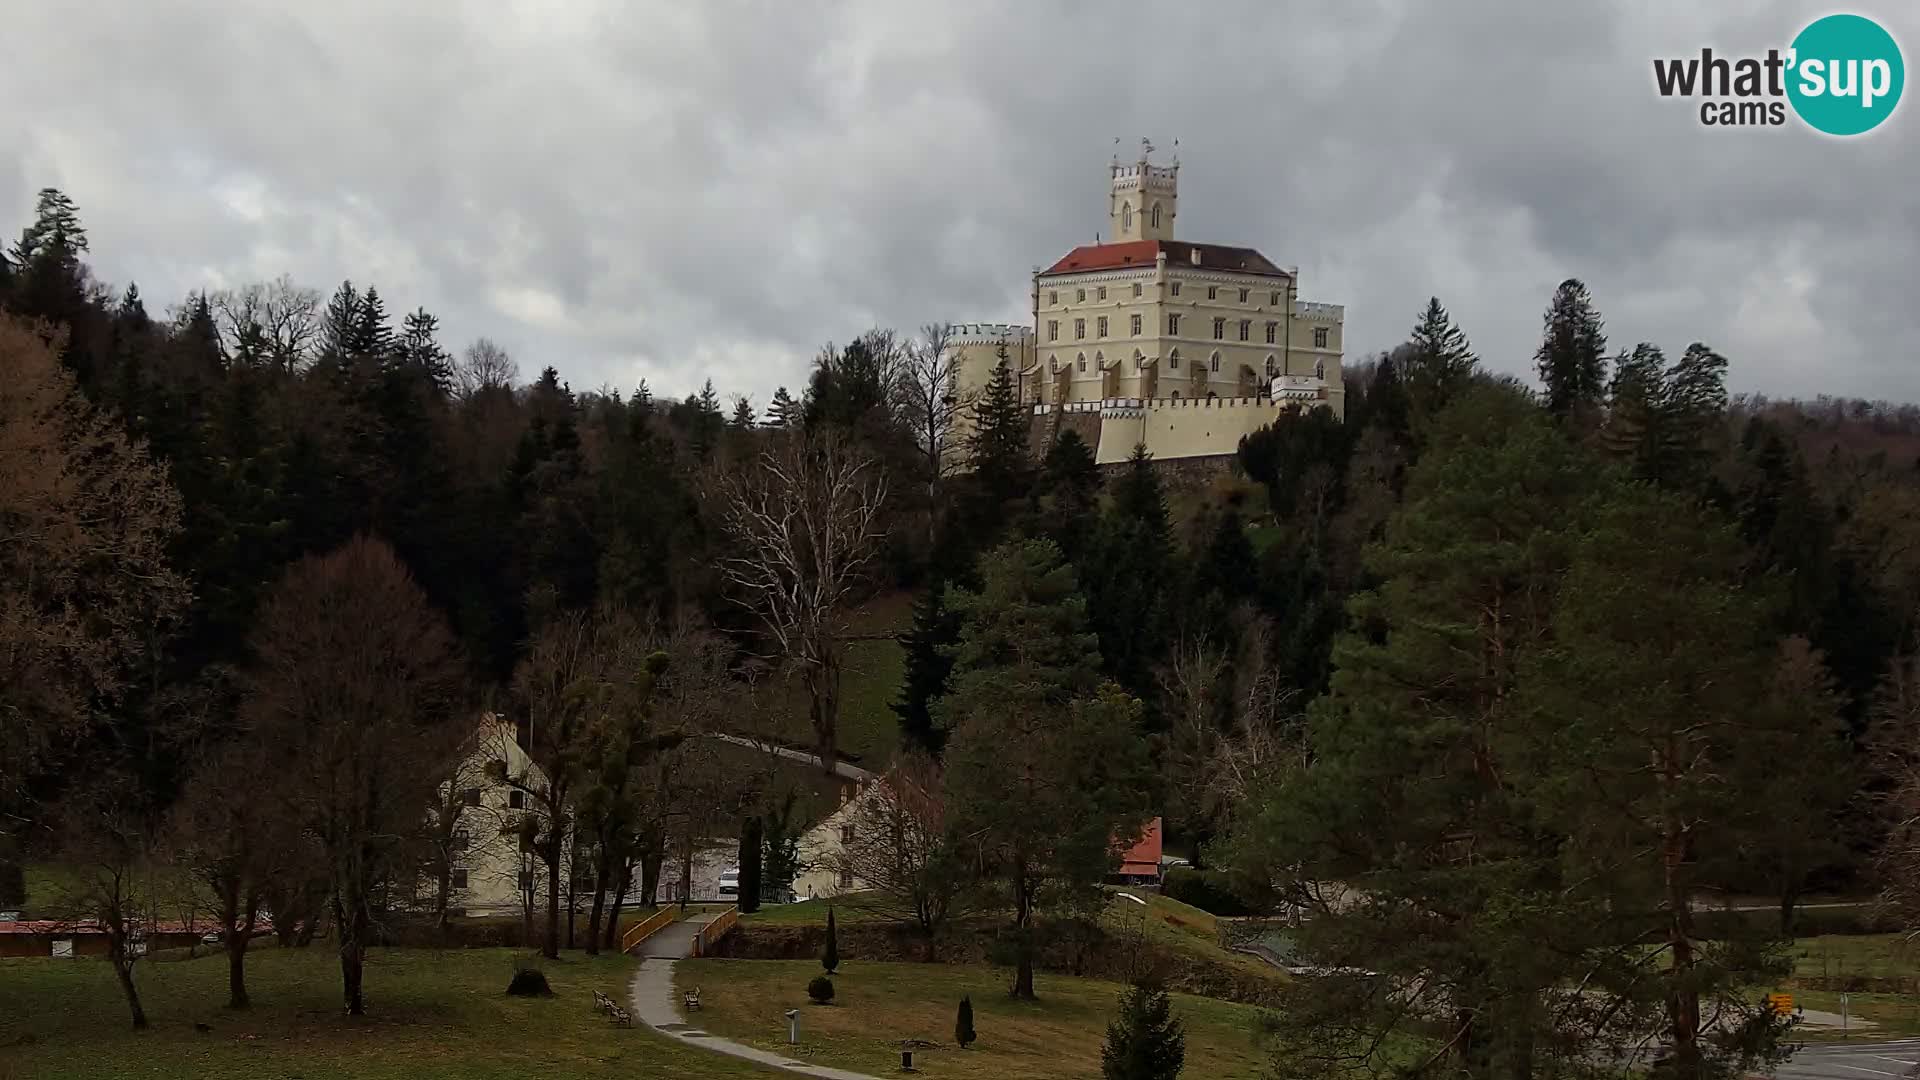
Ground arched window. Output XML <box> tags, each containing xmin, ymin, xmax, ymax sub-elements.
<box><xmin>1206</xmin><ymin>391</ymin><xmax>1218</xmax><ymax>400</ymax></box>
<box><xmin>1265</xmin><ymin>355</ymin><xmax>1278</xmax><ymax>378</ymax></box>
<box><xmin>1150</xmin><ymin>203</ymin><xmax>1162</xmax><ymax>229</ymax></box>
<box><xmin>1168</xmin><ymin>349</ymin><xmax>1180</xmax><ymax>370</ymax></box>
<box><xmin>1209</xmin><ymin>351</ymin><xmax>1221</xmax><ymax>373</ymax></box>
<box><xmin>1122</xmin><ymin>203</ymin><xmax>1132</xmax><ymax>231</ymax></box>
<box><xmin>1077</xmin><ymin>353</ymin><xmax>1087</xmax><ymax>372</ymax></box>
<box><xmin>1170</xmin><ymin>391</ymin><xmax>1181</xmax><ymax>400</ymax></box>
<box><xmin>1134</xmin><ymin>351</ymin><xmax>1144</xmax><ymax>370</ymax></box>
<box><xmin>1314</xmin><ymin>359</ymin><xmax>1326</xmax><ymax>380</ymax></box>
<box><xmin>1091</xmin><ymin>351</ymin><xmax>1102</xmax><ymax>371</ymax></box>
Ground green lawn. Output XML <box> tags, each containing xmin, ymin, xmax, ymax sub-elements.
<box><xmin>675</xmin><ymin>957</ymin><xmax>1272</xmax><ymax>1080</ymax></box>
<box><xmin>1788</xmin><ymin>934</ymin><xmax>1918</xmax><ymax>984</ymax></box>
<box><xmin>0</xmin><ymin>947</ymin><xmax>773</xmax><ymax>1079</ymax></box>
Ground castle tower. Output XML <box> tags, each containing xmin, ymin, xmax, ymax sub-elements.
<box><xmin>1108</xmin><ymin>138</ymin><xmax>1177</xmax><ymax>243</ymax></box>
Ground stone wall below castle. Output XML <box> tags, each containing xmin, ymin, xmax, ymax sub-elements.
<box><xmin>1027</xmin><ymin>396</ymin><xmax>1320</xmax><ymax>467</ymax></box>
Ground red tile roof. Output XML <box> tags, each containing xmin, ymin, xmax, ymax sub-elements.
<box><xmin>1041</xmin><ymin>241</ymin><xmax>1291</xmax><ymax>278</ymax></box>
<box><xmin>1115</xmin><ymin>816</ymin><xmax>1163</xmax><ymax>876</ymax></box>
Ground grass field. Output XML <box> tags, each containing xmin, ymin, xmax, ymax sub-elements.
<box><xmin>0</xmin><ymin>947</ymin><xmax>773</xmax><ymax>1079</ymax></box>
<box><xmin>675</xmin><ymin>957</ymin><xmax>1273</xmax><ymax>1079</ymax></box>
<box><xmin>1789</xmin><ymin>934</ymin><xmax>1918</xmax><ymax>983</ymax></box>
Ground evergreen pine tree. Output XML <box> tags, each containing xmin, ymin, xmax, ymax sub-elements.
<box><xmin>728</xmin><ymin>395</ymin><xmax>756</xmax><ymax>429</ymax></box>
<box><xmin>1534</xmin><ymin>278</ymin><xmax>1608</xmax><ymax>422</ymax></box>
<box><xmin>350</xmin><ymin>286</ymin><xmax>392</xmax><ymax>362</ymax></box>
<box><xmin>10</xmin><ymin>187</ymin><xmax>88</xmax><ymax>264</ymax></box>
<box><xmin>955</xmin><ymin>996</ymin><xmax>977</xmax><ymax>1049</ymax></box>
<box><xmin>737</xmin><ymin>816</ymin><xmax>763</xmax><ymax>915</ymax></box>
<box><xmin>319</xmin><ymin>280</ymin><xmax>361</xmax><ymax>362</ymax></box>
<box><xmin>768</xmin><ymin>385</ymin><xmax>798</xmax><ymax>428</ymax></box>
<box><xmin>399</xmin><ymin>306</ymin><xmax>454</xmax><ymax>390</ymax></box>
<box><xmin>1110</xmin><ymin>445</ymin><xmax>1168</xmax><ymax>541</ymax></box>
<box><xmin>1032</xmin><ymin>429</ymin><xmax>1102</xmax><ymax>561</ymax></box>
<box><xmin>969</xmin><ymin>358</ymin><xmax>1031</xmax><ymax>504</ymax></box>
<box><xmin>1100</xmin><ymin>980</ymin><xmax>1186</xmax><ymax>1080</ymax></box>
<box><xmin>691</xmin><ymin>380</ymin><xmax>724</xmax><ymax>459</ymax></box>
<box><xmin>893</xmin><ymin>583</ymin><xmax>962</xmax><ymax>756</ymax></box>
<box><xmin>633</xmin><ymin>378</ymin><xmax>654</xmax><ymax>412</ymax></box>
<box><xmin>1402</xmin><ymin>297</ymin><xmax>1478</xmax><ymax>429</ymax></box>
<box><xmin>822</xmin><ymin>906</ymin><xmax>839</xmax><ymax>974</ymax></box>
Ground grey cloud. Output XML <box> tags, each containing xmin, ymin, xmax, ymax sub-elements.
<box><xmin>2</xmin><ymin>0</ymin><xmax>1915</xmax><ymax>403</ymax></box>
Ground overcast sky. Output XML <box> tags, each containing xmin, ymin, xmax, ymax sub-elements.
<box><xmin>3</xmin><ymin>1</ymin><xmax>1915</xmax><ymax>404</ymax></box>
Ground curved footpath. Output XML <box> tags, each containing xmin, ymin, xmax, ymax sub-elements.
<box><xmin>628</xmin><ymin>912</ymin><xmax>881</xmax><ymax>1079</ymax></box>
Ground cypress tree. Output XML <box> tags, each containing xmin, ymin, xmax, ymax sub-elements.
<box><xmin>822</xmin><ymin>906</ymin><xmax>840</xmax><ymax>974</ymax></box>
<box><xmin>1534</xmin><ymin>278</ymin><xmax>1608</xmax><ymax>422</ymax></box>
<box><xmin>737</xmin><ymin>816</ymin><xmax>763</xmax><ymax>915</ymax></box>
<box><xmin>955</xmin><ymin>995</ymin><xmax>977</xmax><ymax>1049</ymax></box>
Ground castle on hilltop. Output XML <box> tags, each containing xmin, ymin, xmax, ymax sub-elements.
<box><xmin>950</xmin><ymin>142</ymin><xmax>1345</xmax><ymax>466</ymax></box>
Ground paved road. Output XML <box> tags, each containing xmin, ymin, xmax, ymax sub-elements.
<box><xmin>1773</xmin><ymin>1038</ymin><xmax>1920</xmax><ymax>1079</ymax></box>
<box><xmin>707</xmin><ymin>732</ymin><xmax>875</xmax><ymax>784</ymax></box>
<box><xmin>629</xmin><ymin>913</ymin><xmax>881</xmax><ymax>1079</ymax></box>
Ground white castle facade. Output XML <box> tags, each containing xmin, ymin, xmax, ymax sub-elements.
<box><xmin>950</xmin><ymin>145</ymin><xmax>1344</xmax><ymax>465</ymax></box>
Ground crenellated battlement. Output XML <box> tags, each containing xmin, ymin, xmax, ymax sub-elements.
<box><xmin>1296</xmin><ymin>301</ymin><xmax>1343</xmax><ymax>321</ymax></box>
<box><xmin>951</xmin><ymin>322</ymin><xmax>1032</xmax><ymax>344</ymax></box>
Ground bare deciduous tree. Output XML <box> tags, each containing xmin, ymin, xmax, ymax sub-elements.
<box><xmin>455</xmin><ymin>337</ymin><xmax>519</xmax><ymax>400</ymax></box>
<box><xmin>1873</xmin><ymin>652</ymin><xmax>1920</xmax><ymax>933</ymax></box>
<box><xmin>832</xmin><ymin>752</ymin><xmax>976</xmax><ymax>953</ymax></box>
<box><xmin>245</xmin><ymin>535</ymin><xmax>467</xmax><ymax>1015</ymax></box>
<box><xmin>210</xmin><ymin>275</ymin><xmax>321</xmax><ymax>370</ymax></box>
<box><xmin>716</xmin><ymin>432</ymin><xmax>887</xmax><ymax>769</ymax></box>
<box><xmin>0</xmin><ymin>315</ymin><xmax>187</xmax><ymax>903</ymax></box>
<box><xmin>174</xmin><ymin>735</ymin><xmax>292</xmax><ymax>1009</ymax></box>
<box><xmin>898</xmin><ymin>322</ymin><xmax>969</xmax><ymax>487</ymax></box>
<box><xmin>53</xmin><ymin>776</ymin><xmax>165</xmax><ymax>1029</ymax></box>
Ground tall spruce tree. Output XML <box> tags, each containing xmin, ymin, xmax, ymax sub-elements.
<box><xmin>1533</xmin><ymin>278</ymin><xmax>1608</xmax><ymax>422</ymax></box>
<box><xmin>893</xmin><ymin>583</ymin><xmax>962</xmax><ymax>756</ymax></box>
<box><xmin>969</xmin><ymin>358</ymin><xmax>1031</xmax><ymax>505</ymax></box>
<box><xmin>1402</xmin><ymin>298</ymin><xmax>1479</xmax><ymax>431</ymax></box>
<box><xmin>767</xmin><ymin>385</ymin><xmax>798</xmax><ymax>428</ymax></box>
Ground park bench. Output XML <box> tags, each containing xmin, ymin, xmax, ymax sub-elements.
<box><xmin>682</xmin><ymin>987</ymin><xmax>701</xmax><ymax>1011</ymax></box>
<box><xmin>608</xmin><ymin>1005</ymin><xmax>632</xmax><ymax>1027</ymax></box>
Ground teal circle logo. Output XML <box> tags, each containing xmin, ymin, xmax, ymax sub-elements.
<box><xmin>1787</xmin><ymin>14</ymin><xmax>1904</xmax><ymax>135</ymax></box>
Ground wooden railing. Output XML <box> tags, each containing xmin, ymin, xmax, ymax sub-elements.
<box><xmin>619</xmin><ymin>907</ymin><xmax>679</xmax><ymax>954</ymax></box>
<box><xmin>693</xmin><ymin>907</ymin><xmax>739</xmax><ymax>957</ymax></box>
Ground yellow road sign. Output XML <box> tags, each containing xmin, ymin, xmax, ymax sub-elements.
<box><xmin>1765</xmin><ymin>993</ymin><xmax>1794</xmax><ymax>1016</ymax></box>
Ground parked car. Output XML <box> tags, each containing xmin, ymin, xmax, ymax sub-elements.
<box><xmin>718</xmin><ymin>868</ymin><xmax>739</xmax><ymax>897</ymax></box>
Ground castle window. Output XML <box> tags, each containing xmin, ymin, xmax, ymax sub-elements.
<box><xmin>1212</xmin><ymin>317</ymin><xmax>1225</xmax><ymax>340</ymax></box>
<box><xmin>1314</xmin><ymin>327</ymin><xmax>1329</xmax><ymax>348</ymax></box>
<box><xmin>1130</xmin><ymin>313</ymin><xmax>1142</xmax><ymax>335</ymax></box>
<box><xmin>1134</xmin><ymin>352</ymin><xmax>1144</xmax><ymax>370</ymax></box>
<box><xmin>1168</xmin><ymin>349</ymin><xmax>1180</xmax><ymax>370</ymax></box>
<box><xmin>1097</xmin><ymin>316</ymin><xmax>1108</xmax><ymax>338</ymax></box>
<box><xmin>508</xmin><ymin>790</ymin><xmax>525</xmax><ymax>809</ymax></box>
<box><xmin>451</xmin><ymin>869</ymin><xmax>468</xmax><ymax>890</ymax></box>
<box><xmin>1167</xmin><ymin>313</ymin><xmax>1180</xmax><ymax>335</ymax></box>
<box><xmin>1122</xmin><ymin>203</ymin><xmax>1132</xmax><ymax>231</ymax></box>
<box><xmin>1170</xmin><ymin>391</ymin><xmax>1181</xmax><ymax>400</ymax></box>
<box><xmin>1170</xmin><ymin>282</ymin><xmax>1181</xmax><ymax>297</ymax></box>
<box><xmin>1269</xmin><ymin>291</ymin><xmax>1281</xmax><ymax>306</ymax></box>
<box><xmin>1315</xmin><ymin>359</ymin><xmax>1327</xmax><ymax>380</ymax></box>
<box><xmin>1209</xmin><ymin>352</ymin><xmax>1221</xmax><ymax>373</ymax></box>
<box><xmin>1238</xmin><ymin>319</ymin><xmax>1250</xmax><ymax>342</ymax></box>
<box><xmin>1048</xmin><ymin>291</ymin><xmax>1057</xmax><ymax>305</ymax></box>
<box><xmin>1074</xmin><ymin>319</ymin><xmax>1086</xmax><ymax>340</ymax></box>
<box><xmin>1265</xmin><ymin>321</ymin><xmax>1278</xmax><ymax>344</ymax></box>
<box><xmin>452</xmin><ymin>831</ymin><xmax>470</xmax><ymax>852</ymax></box>
<box><xmin>1077</xmin><ymin>353</ymin><xmax>1086</xmax><ymax>372</ymax></box>
<box><xmin>1238</xmin><ymin>288</ymin><xmax>1250</xmax><ymax>303</ymax></box>
<box><xmin>1265</xmin><ymin>356</ymin><xmax>1278</xmax><ymax>378</ymax></box>
<box><xmin>1207</xmin><ymin>285</ymin><xmax>1219</xmax><ymax>301</ymax></box>
<box><xmin>1151</xmin><ymin>204</ymin><xmax>1161</xmax><ymax>229</ymax></box>
<box><xmin>1097</xmin><ymin>286</ymin><xmax>1107</xmax><ymax>301</ymax></box>
<box><xmin>1076</xmin><ymin>288</ymin><xmax>1086</xmax><ymax>303</ymax></box>
<box><xmin>1047</xmin><ymin>320</ymin><xmax>1058</xmax><ymax>342</ymax></box>
<box><xmin>1132</xmin><ymin>283</ymin><xmax>1142</xmax><ymax>298</ymax></box>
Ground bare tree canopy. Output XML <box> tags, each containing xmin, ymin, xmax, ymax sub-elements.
<box><xmin>716</xmin><ymin>431</ymin><xmax>887</xmax><ymax>767</ymax></box>
<box><xmin>243</xmin><ymin>534</ymin><xmax>467</xmax><ymax>1015</ymax></box>
<box><xmin>897</xmin><ymin>322</ymin><xmax>968</xmax><ymax>483</ymax></box>
<box><xmin>456</xmin><ymin>337</ymin><xmax>518</xmax><ymax>400</ymax></box>
<box><xmin>209</xmin><ymin>275</ymin><xmax>321</xmax><ymax>369</ymax></box>
<box><xmin>0</xmin><ymin>314</ymin><xmax>187</xmax><ymax>808</ymax></box>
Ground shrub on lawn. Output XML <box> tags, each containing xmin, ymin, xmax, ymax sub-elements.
<box><xmin>807</xmin><ymin>975</ymin><xmax>835</xmax><ymax>1004</ymax></box>
<box><xmin>955</xmin><ymin>995</ymin><xmax>976</xmax><ymax>1048</ymax></box>
<box><xmin>506</xmin><ymin>963</ymin><xmax>553</xmax><ymax>997</ymax></box>
<box><xmin>1101</xmin><ymin>979</ymin><xmax>1185</xmax><ymax>1080</ymax></box>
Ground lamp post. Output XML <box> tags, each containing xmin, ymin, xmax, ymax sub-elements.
<box><xmin>786</xmin><ymin>1009</ymin><xmax>800</xmax><ymax>1045</ymax></box>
